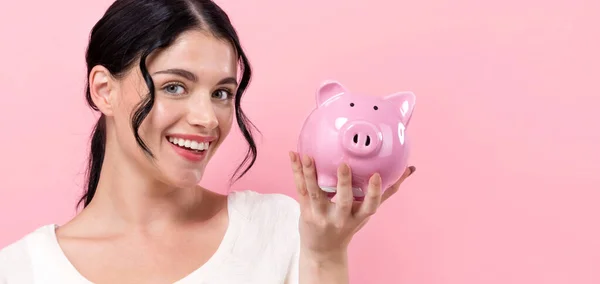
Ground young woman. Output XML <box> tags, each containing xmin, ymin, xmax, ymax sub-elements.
<box><xmin>0</xmin><ymin>0</ymin><xmax>415</xmax><ymax>283</ymax></box>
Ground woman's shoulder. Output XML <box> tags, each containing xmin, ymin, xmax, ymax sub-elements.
<box><xmin>0</xmin><ymin>225</ymin><xmax>56</xmax><ymax>283</ymax></box>
<box><xmin>225</xmin><ymin>190</ymin><xmax>300</xmax><ymax>266</ymax></box>
<box><xmin>229</xmin><ymin>189</ymin><xmax>300</xmax><ymax>209</ymax></box>
<box><xmin>229</xmin><ymin>190</ymin><xmax>300</xmax><ymax>218</ymax></box>
<box><xmin>228</xmin><ymin>189</ymin><xmax>300</xmax><ymax>221</ymax></box>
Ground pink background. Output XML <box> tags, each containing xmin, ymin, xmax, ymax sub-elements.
<box><xmin>1</xmin><ymin>0</ymin><xmax>599</xmax><ymax>283</ymax></box>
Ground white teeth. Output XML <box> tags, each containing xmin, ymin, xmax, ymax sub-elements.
<box><xmin>167</xmin><ymin>137</ymin><xmax>209</xmax><ymax>151</ymax></box>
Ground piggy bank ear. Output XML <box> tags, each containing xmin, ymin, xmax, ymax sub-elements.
<box><xmin>383</xmin><ymin>91</ymin><xmax>416</xmax><ymax>125</ymax></box>
<box><xmin>316</xmin><ymin>80</ymin><xmax>347</xmax><ymax>107</ymax></box>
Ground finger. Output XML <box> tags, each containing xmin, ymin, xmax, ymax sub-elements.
<box><xmin>335</xmin><ymin>163</ymin><xmax>353</xmax><ymax>216</ymax></box>
<box><xmin>301</xmin><ymin>154</ymin><xmax>329</xmax><ymax>212</ymax></box>
<box><xmin>355</xmin><ymin>173</ymin><xmax>383</xmax><ymax>219</ymax></box>
<box><xmin>289</xmin><ymin>152</ymin><xmax>309</xmax><ymax>204</ymax></box>
<box><xmin>381</xmin><ymin>166</ymin><xmax>415</xmax><ymax>203</ymax></box>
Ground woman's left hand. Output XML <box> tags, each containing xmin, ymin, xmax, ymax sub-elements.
<box><xmin>288</xmin><ymin>151</ymin><xmax>415</xmax><ymax>264</ymax></box>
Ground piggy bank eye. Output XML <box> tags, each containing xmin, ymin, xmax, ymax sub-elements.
<box><xmin>350</xmin><ymin>103</ymin><xmax>355</xmax><ymax>107</ymax></box>
<box><xmin>373</xmin><ymin>106</ymin><xmax>379</xmax><ymax>110</ymax></box>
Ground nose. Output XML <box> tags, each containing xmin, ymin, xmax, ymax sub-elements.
<box><xmin>187</xmin><ymin>99</ymin><xmax>219</xmax><ymax>130</ymax></box>
<box><xmin>340</xmin><ymin>121</ymin><xmax>382</xmax><ymax>157</ymax></box>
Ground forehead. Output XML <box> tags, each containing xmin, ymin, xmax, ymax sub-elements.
<box><xmin>146</xmin><ymin>30</ymin><xmax>238</xmax><ymax>78</ymax></box>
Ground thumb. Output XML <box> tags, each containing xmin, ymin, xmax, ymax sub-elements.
<box><xmin>381</xmin><ymin>166</ymin><xmax>415</xmax><ymax>203</ymax></box>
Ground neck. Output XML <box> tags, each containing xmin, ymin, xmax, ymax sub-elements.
<box><xmin>84</xmin><ymin>143</ymin><xmax>205</xmax><ymax>234</ymax></box>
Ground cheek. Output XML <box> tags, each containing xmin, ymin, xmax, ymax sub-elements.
<box><xmin>114</xmin><ymin>80</ymin><xmax>146</xmax><ymax>130</ymax></box>
<box><xmin>117</xmin><ymin>95</ymin><xmax>180</xmax><ymax>151</ymax></box>
<box><xmin>215</xmin><ymin>104</ymin><xmax>234</xmax><ymax>136</ymax></box>
<box><xmin>147</xmin><ymin>99</ymin><xmax>181</xmax><ymax>132</ymax></box>
<box><xmin>112</xmin><ymin>92</ymin><xmax>140</xmax><ymax>142</ymax></box>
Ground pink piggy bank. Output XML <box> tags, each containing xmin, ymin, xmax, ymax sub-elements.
<box><xmin>297</xmin><ymin>80</ymin><xmax>416</xmax><ymax>199</ymax></box>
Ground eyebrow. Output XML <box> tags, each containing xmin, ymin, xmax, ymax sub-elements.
<box><xmin>153</xmin><ymin>68</ymin><xmax>237</xmax><ymax>86</ymax></box>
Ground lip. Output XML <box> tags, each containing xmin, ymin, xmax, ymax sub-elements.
<box><xmin>166</xmin><ymin>133</ymin><xmax>217</xmax><ymax>142</ymax></box>
<box><xmin>166</xmin><ymin>134</ymin><xmax>216</xmax><ymax>162</ymax></box>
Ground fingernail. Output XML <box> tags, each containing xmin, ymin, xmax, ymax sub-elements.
<box><xmin>302</xmin><ymin>154</ymin><xmax>312</xmax><ymax>167</ymax></box>
<box><xmin>289</xmin><ymin>151</ymin><xmax>296</xmax><ymax>162</ymax></box>
<box><xmin>408</xmin><ymin>166</ymin><xmax>416</xmax><ymax>175</ymax></box>
<box><xmin>340</xmin><ymin>163</ymin><xmax>350</xmax><ymax>175</ymax></box>
<box><xmin>372</xmin><ymin>173</ymin><xmax>381</xmax><ymax>185</ymax></box>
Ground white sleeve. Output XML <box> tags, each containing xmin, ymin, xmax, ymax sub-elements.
<box><xmin>283</xmin><ymin>198</ymin><xmax>301</xmax><ymax>284</ymax></box>
<box><xmin>285</xmin><ymin>242</ymin><xmax>300</xmax><ymax>284</ymax></box>
<box><xmin>0</xmin><ymin>241</ymin><xmax>35</xmax><ymax>284</ymax></box>
<box><xmin>232</xmin><ymin>190</ymin><xmax>302</xmax><ymax>284</ymax></box>
<box><xmin>0</xmin><ymin>246</ymin><xmax>10</xmax><ymax>284</ymax></box>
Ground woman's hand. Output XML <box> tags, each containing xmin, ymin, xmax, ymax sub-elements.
<box><xmin>288</xmin><ymin>151</ymin><xmax>415</xmax><ymax>283</ymax></box>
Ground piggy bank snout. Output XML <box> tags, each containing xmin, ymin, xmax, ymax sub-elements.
<box><xmin>340</xmin><ymin>121</ymin><xmax>382</xmax><ymax>157</ymax></box>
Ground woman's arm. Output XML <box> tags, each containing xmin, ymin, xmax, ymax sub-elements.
<box><xmin>299</xmin><ymin>250</ymin><xmax>349</xmax><ymax>284</ymax></box>
<box><xmin>288</xmin><ymin>151</ymin><xmax>414</xmax><ymax>284</ymax></box>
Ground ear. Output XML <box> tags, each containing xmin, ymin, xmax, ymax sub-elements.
<box><xmin>89</xmin><ymin>65</ymin><xmax>116</xmax><ymax>116</ymax></box>
<box><xmin>383</xmin><ymin>91</ymin><xmax>416</xmax><ymax>125</ymax></box>
<box><xmin>316</xmin><ymin>80</ymin><xmax>347</xmax><ymax>107</ymax></box>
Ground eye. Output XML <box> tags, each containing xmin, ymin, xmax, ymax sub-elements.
<box><xmin>373</xmin><ymin>106</ymin><xmax>378</xmax><ymax>110</ymax></box>
<box><xmin>212</xmin><ymin>89</ymin><xmax>233</xmax><ymax>100</ymax></box>
<box><xmin>350</xmin><ymin>103</ymin><xmax>355</xmax><ymax>107</ymax></box>
<box><xmin>163</xmin><ymin>83</ymin><xmax>186</xmax><ymax>95</ymax></box>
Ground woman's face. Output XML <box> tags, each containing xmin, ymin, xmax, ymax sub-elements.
<box><xmin>109</xmin><ymin>30</ymin><xmax>238</xmax><ymax>188</ymax></box>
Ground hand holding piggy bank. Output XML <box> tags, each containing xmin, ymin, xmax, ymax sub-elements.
<box><xmin>297</xmin><ymin>80</ymin><xmax>416</xmax><ymax>199</ymax></box>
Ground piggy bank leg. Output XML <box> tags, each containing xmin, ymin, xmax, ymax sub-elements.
<box><xmin>320</xmin><ymin>187</ymin><xmax>337</xmax><ymax>199</ymax></box>
<box><xmin>321</xmin><ymin>187</ymin><xmax>364</xmax><ymax>200</ymax></box>
<box><xmin>353</xmin><ymin>187</ymin><xmax>366</xmax><ymax>201</ymax></box>
<box><xmin>318</xmin><ymin>175</ymin><xmax>366</xmax><ymax>201</ymax></box>
<box><xmin>317</xmin><ymin>175</ymin><xmax>338</xmax><ymax>198</ymax></box>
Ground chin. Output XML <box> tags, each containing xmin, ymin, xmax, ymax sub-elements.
<box><xmin>154</xmin><ymin>142</ymin><xmax>216</xmax><ymax>187</ymax></box>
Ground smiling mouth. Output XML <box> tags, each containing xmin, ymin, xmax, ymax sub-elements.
<box><xmin>167</xmin><ymin>136</ymin><xmax>210</xmax><ymax>153</ymax></box>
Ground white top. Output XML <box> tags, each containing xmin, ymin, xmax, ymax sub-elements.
<box><xmin>0</xmin><ymin>190</ymin><xmax>301</xmax><ymax>284</ymax></box>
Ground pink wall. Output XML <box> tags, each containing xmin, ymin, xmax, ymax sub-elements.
<box><xmin>1</xmin><ymin>0</ymin><xmax>599</xmax><ymax>283</ymax></box>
